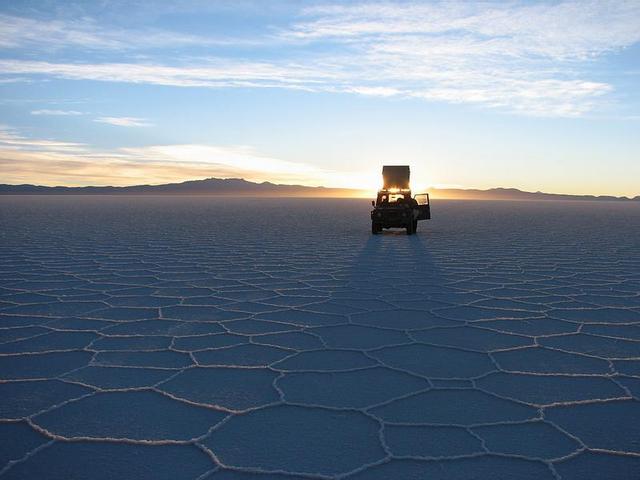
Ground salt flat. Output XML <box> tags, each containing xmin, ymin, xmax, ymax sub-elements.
<box><xmin>1</xmin><ymin>196</ymin><xmax>639</xmax><ymax>479</ymax></box>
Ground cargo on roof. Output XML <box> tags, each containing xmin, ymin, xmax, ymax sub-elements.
<box><xmin>382</xmin><ymin>165</ymin><xmax>410</xmax><ymax>189</ymax></box>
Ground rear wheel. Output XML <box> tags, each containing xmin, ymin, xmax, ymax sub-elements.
<box><xmin>413</xmin><ymin>220</ymin><xmax>418</xmax><ymax>233</ymax></box>
<box><xmin>372</xmin><ymin>222</ymin><xmax>381</xmax><ymax>234</ymax></box>
<box><xmin>406</xmin><ymin>221</ymin><xmax>415</xmax><ymax>235</ymax></box>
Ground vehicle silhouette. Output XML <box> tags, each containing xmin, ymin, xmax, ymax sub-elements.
<box><xmin>371</xmin><ymin>166</ymin><xmax>431</xmax><ymax>235</ymax></box>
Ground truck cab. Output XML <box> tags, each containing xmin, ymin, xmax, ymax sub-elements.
<box><xmin>371</xmin><ymin>166</ymin><xmax>431</xmax><ymax>235</ymax></box>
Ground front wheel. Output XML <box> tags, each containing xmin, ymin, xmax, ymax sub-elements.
<box><xmin>413</xmin><ymin>220</ymin><xmax>418</xmax><ymax>233</ymax></box>
<box><xmin>372</xmin><ymin>222</ymin><xmax>381</xmax><ymax>234</ymax></box>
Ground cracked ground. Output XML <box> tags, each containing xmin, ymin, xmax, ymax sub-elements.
<box><xmin>1</xmin><ymin>196</ymin><xmax>639</xmax><ymax>480</ymax></box>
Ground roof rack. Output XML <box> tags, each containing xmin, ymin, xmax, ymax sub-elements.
<box><xmin>382</xmin><ymin>165</ymin><xmax>410</xmax><ymax>189</ymax></box>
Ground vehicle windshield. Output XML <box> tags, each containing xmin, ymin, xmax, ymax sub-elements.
<box><xmin>377</xmin><ymin>191</ymin><xmax>412</xmax><ymax>205</ymax></box>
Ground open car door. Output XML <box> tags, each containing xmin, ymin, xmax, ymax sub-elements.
<box><xmin>414</xmin><ymin>193</ymin><xmax>431</xmax><ymax>220</ymax></box>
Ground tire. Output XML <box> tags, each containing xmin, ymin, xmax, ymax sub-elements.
<box><xmin>372</xmin><ymin>222</ymin><xmax>381</xmax><ymax>234</ymax></box>
<box><xmin>406</xmin><ymin>221</ymin><xmax>414</xmax><ymax>235</ymax></box>
<box><xmin>413</xmin><ymin>220</ymin><xmax>418</xmax><ymax>233</ymax></box>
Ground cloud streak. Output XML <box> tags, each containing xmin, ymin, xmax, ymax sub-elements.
<box><xmin>94</xmin><ymin>116</ymin><xmax>153</xmax><ymax>127</ymax></box>
<box><xmin>31</xmin><ymin>109</ymin><xmax>84</xmax><ymax>116</ymax></box>
<box><xmin>0</xmin><ymin>59</ymin><xmax>334</xmax><ymax>91</ymax></box>
<box><xmin>0</xmin><ymin>125</ymin><xmax>86</xmax><ymax>153</ymax></box>
<box><xmin>0</xmin><ymin>13</ymin><xmax>209</xmax><ymax>51</ymax></box>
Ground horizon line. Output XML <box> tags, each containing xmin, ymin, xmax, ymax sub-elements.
<box><xmin>1</xmin><ymin>177</ymin><xmax>638</xmax><ymax>201</ymax></box>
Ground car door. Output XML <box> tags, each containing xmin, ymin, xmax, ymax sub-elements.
<box><xmin>413</xmin><ymin>193</ymin><xmax>431</xmax><ymax>220</ymax></box>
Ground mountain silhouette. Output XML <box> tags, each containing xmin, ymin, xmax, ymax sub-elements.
<box><xmin>0</xmin><ymin>178</ymin><xmax>637</xmax><ymax>201</ymax></box>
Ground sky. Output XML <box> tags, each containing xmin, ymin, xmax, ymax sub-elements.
<box><xmin>0</xmin><ymin>0</ymin><xmax>639</xmax><ymax>196</ymax></box>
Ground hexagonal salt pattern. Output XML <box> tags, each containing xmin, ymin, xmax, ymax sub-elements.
<box><xmin>203</xmin><ymin>405</ymin><xmax>385</xmax><ymax>476</ymax></box>
<box><xmin>32</xmin><ymin>391</ymin><xmax>226</xmax><ymax>441</ymax></box>
<box><xmin>0</xmin><ymin>442</ymin><xmax>213</xmax><ymax>480</ymax></box>
<box><xmin>1</xmin><ymin>197</ymin><xmax>639</xmax><ymax>479</ymax></box>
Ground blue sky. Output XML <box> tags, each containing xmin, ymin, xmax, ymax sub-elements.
<box><xmin>1</xmin><ymin>0</ymin><xmax>639</xmax><ymax>196</ymax></box>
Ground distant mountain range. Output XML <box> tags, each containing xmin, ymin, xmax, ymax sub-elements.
<box><xmin>428</xmin><ymin>187</ymin><xmax>640</xmax><ymax>202</ymax></box>
<box><xmin>0</xmin><ymin>178</ymin><xmax>357</xmax><ymax>198</ymax></box>
<box><xmin>1</xmin><ymin>178</ymin><xmax>638</xmax><ymax>201</ymax></box>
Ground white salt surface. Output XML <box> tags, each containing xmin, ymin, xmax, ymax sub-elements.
<box><xmin>0</xmin><ymin>196</ymin><xmax>639</xmax><ymax>479</ymax></box>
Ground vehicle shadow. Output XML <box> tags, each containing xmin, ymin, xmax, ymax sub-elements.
<box><xmin>343</xmin><ymin>230</ymin><xmax>446</xmax><ymax>303</ymax></box>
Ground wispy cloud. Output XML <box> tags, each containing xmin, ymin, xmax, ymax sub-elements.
<box><xmin>0</xmin><ymin>77</ymin><xmax>30</xmax><ymax>84</ymax></box>
<box><xmin>0</xmin><ymin>60</ymin><xmax>334</xmax><ymax>89</ymax></box>
<box><xmin>0</xmin><ymin>126</ymin><xmax>358</xmax><ymax>187</ymax></box>
<box><xmin>291</xmin><ymin>1</ymin><xmax>640</xmax><ymax>58</ymax></box>
<box><xmin>0</xmin><ymin>13</ymin><xmax>208</xmax><ymax>51</ymax></box>
<box><xmin>281</xmin><ymin>0</ymin><xmax>640</xmax><ymax>116</ymax></box>
<box><xmin>0</xmin><ymin>125</ymin><xmax>86</xmax><ymax>153</ymax></box>
<box><xmin>94</xmin><ymin>116</ymin><xmax>153</xmax><ymax>127</ymax></box>
<box><xmin>31</xmin><ymin>109</ymin><xmax>84</xmax><ymax>116</ymax></box>
<box><xmin>1</xmin><ymin>2</ymin><xmax>639</xmax><ymax>117</ymax></box>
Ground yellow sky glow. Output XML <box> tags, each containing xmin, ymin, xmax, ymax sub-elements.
<box><xmin>0</xmin><ymin>129</ymin><xmax>637</xmax><ymax>198</ymax></box>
